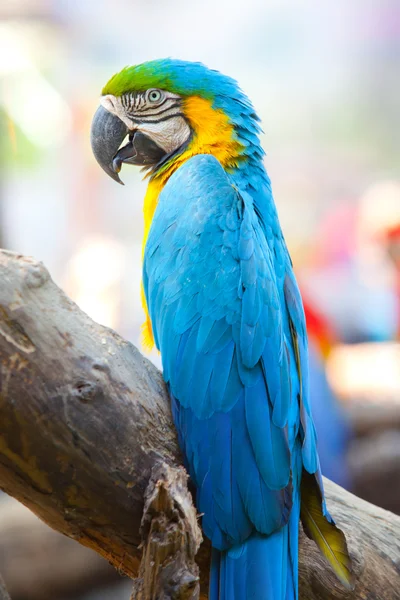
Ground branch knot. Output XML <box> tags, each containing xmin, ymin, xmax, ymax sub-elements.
<box><xmin>131</xmin><ymin>463</ymin><xmax>202</xmax><ymax>600</ymax></box>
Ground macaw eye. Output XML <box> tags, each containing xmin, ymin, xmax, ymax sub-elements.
<box><xmin>147</xmin><ymin>89</ymin><xmax>163</xmax><ymax>103</ymax></box>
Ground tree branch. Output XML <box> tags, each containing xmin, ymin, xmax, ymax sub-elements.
<box><xmin>0</xmin><ymin>250</ymin><xmax>399</xmax><ymax>599</ymax></box>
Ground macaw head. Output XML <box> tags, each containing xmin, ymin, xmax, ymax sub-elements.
<box><xmin>91</xmin><ymin>58</ymin><xmax>262</xmax><ymax>184</ymax></box>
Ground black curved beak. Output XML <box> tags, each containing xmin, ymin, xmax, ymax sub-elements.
<box><xmin>91</xmin><ymin>105</ymin><xmax>167</xmax><ymax>185</ymax></box>
<box><xmin>91</xmin><ymin>105</ymin><xmax>128</xmax><ymax>185</ymax></box>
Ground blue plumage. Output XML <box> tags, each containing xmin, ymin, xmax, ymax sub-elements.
<box><xmin>141</xmin><ymin>61</ymin><xmax>351</xmax><ymax>599</ymax></box>
<box><xmin>143</xmin><ymin>154</ymin><xmax>311</xmax><ymax>597</ymax></box>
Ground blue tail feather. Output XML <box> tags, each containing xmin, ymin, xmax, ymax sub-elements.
<box><xmin>209</xmin><ymin>493</ymin><xmax>300</xmax><ymax>600</ymax></box>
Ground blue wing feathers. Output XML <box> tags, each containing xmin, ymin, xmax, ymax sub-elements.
<box><xmin>203</xmin><ymin>320</ymin><xmax>233</xmax><ymax>354</ymax></box>
<box><xmin>209</xmin><ymin>409</ymin><xmax>253</xmax><ymax>542</ymax></box>
<box><xmin>220</xmin><ymin>348</ymin><xmax>242</xmax><ymax>412</ymax></box>
<box><xmin>244</xmin><ymin>380</ymin><xmax>290</xmax><ymax>490</ymax></box>
<box><xmin>174</xmin><ymin>293</ymin><xmax>200</xmax><ymax>333</ymax></box>
<box><xmin>209</xmin><ymin>341</ymin><xmax>235</xmax><ymax>408</ymax></box>
<box><xmin>283</xmin><ymin>273</ymin><xmax>319</xmax><ymax>474</ymax></box>
<box><xmin>271</xmin><ymin>344</ymin><xmax>291</xmax><ymax>428</ymax></box>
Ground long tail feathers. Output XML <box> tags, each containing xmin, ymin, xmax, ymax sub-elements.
<box><xmin>300</xmin><ymin>470</ymin><xmax>354</xmax><ymax>590</ymax></box>
<box><xmin>209</xmin><ymin>493</ymin><xmax>300</xmax><ymax>600</ymax></box>
<box><xmin>208</xmin><ymin>472</ymin><xmax>354</xmax><ymax>598</ymax></box>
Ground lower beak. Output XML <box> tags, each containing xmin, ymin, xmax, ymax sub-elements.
<box><xmin>91</xmin><ymin>105</ymin><xmax>167</xmax><ymax>185</ymax></box>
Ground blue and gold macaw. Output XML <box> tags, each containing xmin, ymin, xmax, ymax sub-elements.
<box><xmin>91</xmin><ymin>59</ymin><xmax>353</xmax><ymax>599</ymax></box>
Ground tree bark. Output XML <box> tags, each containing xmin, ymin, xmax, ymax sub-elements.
<box><xmin>0</xmin><ymin>249</ymin><xmax>399</xmax><ymax>599</ymax></box>
<box><xmin>130</xmin><ymin>464</ymin><xmax>202</xmax><ymax>600</ymax></box>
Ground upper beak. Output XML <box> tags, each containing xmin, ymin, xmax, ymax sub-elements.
<box><xmin>91</xmin><ymin>104</ymin><xmax>168</xmax><ymax>185</ymax></box>
<box><xmin>90</xmin><ymin>105</ymin><xmax>129</xmax><ymax>185</ymax></box>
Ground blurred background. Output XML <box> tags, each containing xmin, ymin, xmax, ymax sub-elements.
<box><xmin>0</xmin><ymin>0</ymin><xmax>399</xmax><ymax>598</ymax></box>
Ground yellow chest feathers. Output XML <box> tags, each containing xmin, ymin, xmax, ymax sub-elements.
<box><xmin>141</xmin><ymin>96</ymin><xmax>243</xmax><ymax>350</ymax></box>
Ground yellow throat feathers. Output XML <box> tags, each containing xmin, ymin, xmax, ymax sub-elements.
<box><xmin>141</xmin><ymin>96</ymin><xmax>243</xmax><ymax>350</ymax></box>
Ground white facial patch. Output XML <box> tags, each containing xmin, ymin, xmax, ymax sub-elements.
<box><xmin>101</xmin><ymin>95</ymin><xmax>133</xmax><ymax>130</ymax></box>
<box><xmin>100</xmin><ymin>93</ymin><xmax>190</xmax><ymax>155</ymax></box>
<box><xmin>136</xmin><ymin>117</ymin><xmax>191</xmax><ymax>154</ymax></box>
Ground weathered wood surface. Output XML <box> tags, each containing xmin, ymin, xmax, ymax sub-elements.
<box><xmin>0</xmin><ymin>249</ymin><xmax>399</xmax><ymax>599</ymax></box>
<box><xmin>131</xmin><ymin>464</ymin><xmax>202</xmax><ymax>600</ymax></box>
